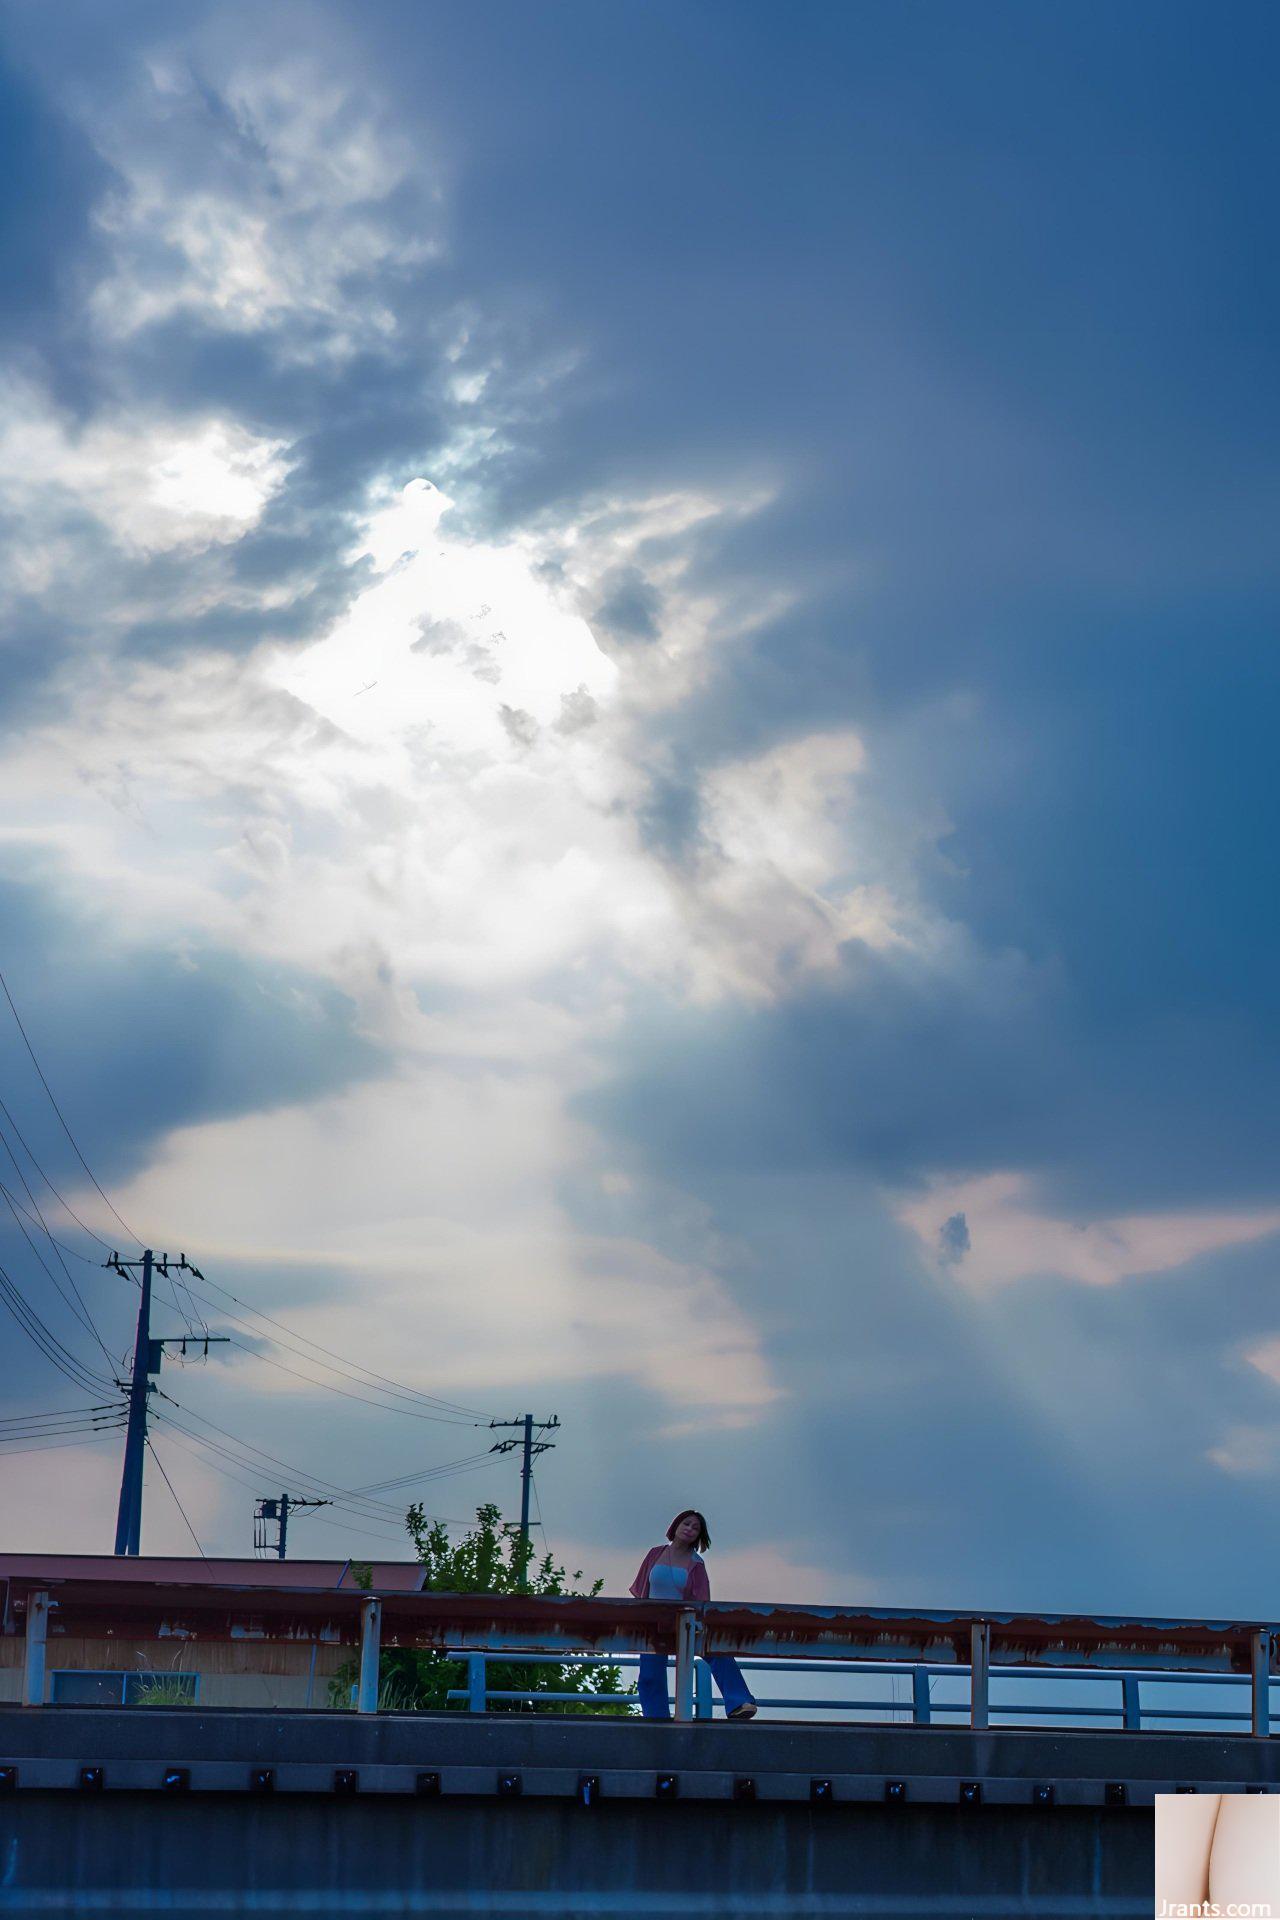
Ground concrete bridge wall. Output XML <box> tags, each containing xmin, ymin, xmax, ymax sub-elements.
<box><xmin>2</xmin><ymin>1706</ymin><xmax>1276</xmax><ymax>1918</ymax></box>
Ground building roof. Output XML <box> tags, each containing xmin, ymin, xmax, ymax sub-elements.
<box><xmin>0</xmin><ymin>1554</ymin><xmax>426</xmax><ymax>1592</ymax></box>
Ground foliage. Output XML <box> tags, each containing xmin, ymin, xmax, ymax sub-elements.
<box><xmin>131</xmin><ymin>1677</ymin><xmax>197</xmax><ymax>1707</ymax></box>
<box><xmin>328</xmin><ymin>1502</ymin><xmax>636</xmax><ymax>1714</ymax></box>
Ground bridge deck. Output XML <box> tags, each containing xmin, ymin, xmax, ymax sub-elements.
<box><xmin>1</xmin><ymin>1706</ymin><xmax>1277</xmax><ymax>1918</ymax></box>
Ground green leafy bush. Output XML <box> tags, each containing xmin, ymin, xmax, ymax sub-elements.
<box><xmin>329</xmin><ymin>1502</ymin><xmax>636</xmax><ymax>1714</ymax></box>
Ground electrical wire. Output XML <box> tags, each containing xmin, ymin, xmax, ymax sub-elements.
<box><xmin>218</xmin><ymin>1334</ymin><xmax>484</xmax><ymax>1428</ymax></box>
<box><xmin>0</xmin><ymin>971</ymin><xmax>142</xmax><ymax>1248</ymax></box>
<box><xmin>0</xmin><ymin>1402</ymin><xmax>120</xmax><ymax>1427</ymax></box>
<box><xmin>0</xmin><ymin>1190</ymin><xmax>100</xmax><ymax>1265</ymax></box>
<box><xmin>0</xmin><ymin>1259</ymin><xmax>114</xmax><ymax>1394</ymax></box>
<box><xmin>288</xmin><ymin>1508</ymin><xmax>460</xmax><ymax>1548</ymax></box>
<box><xmin>150</xmin><ymin>1406</ymin><xmax>425</xmax><ymax>1524</ymax></box>
<box><xmin>0</xmin><ymin>1421</ymin><xmax>125</xmax><ymax>1446</ymax></box>
<box><xmin>530</xmin><ymin>1465</ymin><xmax>549</xmax><ymax>1548</ymax></box>
<box><xmin>0</xmin><ymin>983</ymin><xmax>491</xmax><ymax>1436</ymax></box>
<box><xmin>153</xmin><ymin>1425</ymin><xmax>410</xmax><ymax>1544</ymax></box>
<box><xmin>0</xmin><ymin>1413</ymin><xmax>124</xmax><ymax>1438</ymax></box>
<box><xmin>0</xmin><ymin>1428</ymin><xmax>125</xmax><ymax>1459</ymax></box>
<box><xmin>342</xmin><ymin>1452</ymin><xmax>497</xmax><ymax>1497</ymax></box>
<box><xmin>178</xmin><ymin>1268</ymin><xmax>491</xmax><ymax>1421</ymax></box>
<box><xmin>150</xmin><ymin>1403</ymin><xmax>495</xmax><ymax>1532</ymax></box>
<box><xmin>0</xmin><ymin>1092</ymin><xmax>115</xmax><ymax>1253</ymax></box>
<box><xmin>0</xmin><ymin>1177</ymin><xmax>115</xmax><ymax>1365</ymax></box>
<box><xmin>145</xmin><ymin>1438</ymin><xmax>207</xmax><ymax>1557</ymax></box>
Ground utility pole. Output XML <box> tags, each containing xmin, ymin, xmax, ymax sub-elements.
<box><xmin>107</xmin><ymin>1250</ymin><xmax>227</xmax><ymax>1556</ymax></box>
<box><xmin>489</xmin><ymin>1414</ymin><xmax>560</xmax><ymax>1586</ymax></box>
<box><xmin>254</xmin><ymin>1492</ymin><xmax>330</xmax><ymax>1558</ymax></box>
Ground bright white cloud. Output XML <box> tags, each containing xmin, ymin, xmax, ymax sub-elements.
<box><xmin>0</xmin><ymin>477</ymin><xmax>908</xmax><ymax>1012</ymax></box>
<box><xmin>0</xmin><ymin>470</ymin><xmax>909</xmax><ymax>1457</ymax></box>
<box><xmin>0</xmin><ymin>382</ymin><xmax>289</xmax><ymax>567</ymax></box>
<box><xmin>86</xmin><ymin>51</ymin><xmax>440</xmax><ymax>354</ymax></box>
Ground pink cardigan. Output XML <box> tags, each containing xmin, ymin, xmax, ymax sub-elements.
<box><xmin>630</xmin><ymin>1545</ymin><xmax>710</xmax><ymax>1603</ymax></box>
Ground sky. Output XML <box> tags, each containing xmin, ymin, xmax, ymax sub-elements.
<box><xmin>0</xmin><ymin>0</ymin><xmax>1277</xmax><ymax>1617</ymax></box>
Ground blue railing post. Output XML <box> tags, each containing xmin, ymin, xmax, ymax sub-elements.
<box><xmin>1251</xmin><ymin>1630</ymin><xmax>1271</xmax><ymax>1738</ymax></box>
<box><xmin>357</xmin><ymin>1599</ymin><xmax>382</xmax><ymax>1714</ymax></box>
<box><xmin>674</xmin><ymin>1610</ymin><xmax>698</xmax><ymax>1721</ymax></box>
<box><xmin>911</xmin><ymin>1667</ymin><xmax>932</xmax><ymax>1725</ymax></box>
<box><xmin>22</xmin><ymin>1591</ymin><xmax>49</xmax><ymax>1707</ymax></box>
<box><xmin>1121</xmin><ymin>1675</ymin><xmax>1142</xmax><ymax>1730</ymax></box>
<box><xmin>694</xmin><ymin>1657</ymin><xmax>713</xmax><ymax>1720</ymax></box>
<box><xmin>468</xmin><ymin>1653</ymin><xmax>487</xmax><ymax>1713</ymax></box>
<box><xmin>969</xmin><ymin>1623</ymin><xmax>990</xmax><ymax>1729</ymax></box>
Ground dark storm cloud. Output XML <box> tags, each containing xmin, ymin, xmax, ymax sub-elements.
<box><xmin>0</xmin><ymin>864</ymin><xmax>387</xmax><ymax>1414</ymax></box>
<box><xmin>0</xmin><ymin>872</ymin><xmax>383</xmax><ymax>1192</ymax></box>
<box><xmin>587</xmin><ymin>941</ymin><xmax>1280</xmax><ymax>1216</ymax></box>
<box><xmin>334</xmin><ymin>0</ymin><xmax>1280</xmax><ymax>1223</ymax></box>
<box><xmin>0</xmin><ymin>51</ymin><xmax>112</xmax><ymax>386</ymax></box>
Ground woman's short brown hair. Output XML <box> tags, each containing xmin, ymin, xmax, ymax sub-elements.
<box><xmin>667</xmin><ymin>1509</ymin><xmax>710</xmax><ymax>1551</ymax></box>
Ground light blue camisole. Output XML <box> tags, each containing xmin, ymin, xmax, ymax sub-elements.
<box><xmin>648</xmin><ymin>1555</ymin><xmax>696</xmax><ymax>1601</ymax></box>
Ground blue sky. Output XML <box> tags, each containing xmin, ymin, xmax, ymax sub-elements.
<box><xmin>0</xmin><ymin>0</ymin><xmax>1277</xmax><ymax>1613</ymax></box>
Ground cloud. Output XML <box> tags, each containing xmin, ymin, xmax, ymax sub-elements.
<box><xmin>0</xmin><ymin>380</ymin><xmax>289</xmax><ymax>562</ymax></box>
<box><xmin>84</xmin><ymin>48</ymin><xmax>441</xmax><ymax>354</ymax></box>
<box><xmin>83</xmin><ymin>1066</ymin><xmax>777</xmax><ymax>1432</ymax></box>
<box><xmin>899</xmin><ymin>1173</ymin><xmax>1280</xmax><ymax>1291</ymax></box>
<box><xmin>0</xmin><ymin>476</ymin><xmax>922</xmax><ymax>1018</ymax></box>
<box><xmin>0</xmin><ymin>0</ymin><xmax>1277</xmax><ymax>1617</ymax></box>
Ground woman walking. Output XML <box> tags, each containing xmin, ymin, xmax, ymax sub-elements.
<box><xmin>631</xmin><ymin>1509</ymin><xmax>757</xmax><ymax>1720</ymax></box>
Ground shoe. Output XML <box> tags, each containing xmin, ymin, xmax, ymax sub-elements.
<box><xmin>727</xmin><ymin>1702</ymin><xmax>757</xmax><ymax>1720</ymax></box>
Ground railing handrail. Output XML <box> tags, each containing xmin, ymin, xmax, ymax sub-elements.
<box><xmin>443</xmin><ymin>1648</ymin><xmax>1277</xmax><ymax>1734</ymax></box>
<box><xmin>8</xmin><ymin>1576</ymin><xmax>1277</xmax><ymax>1669</ymax></box>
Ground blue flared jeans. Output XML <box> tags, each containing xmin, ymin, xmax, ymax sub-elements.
<box><xmin>638</xmin><ymin>1652</ymin><xmax>755</xmax><ymax>1719</ymax></box>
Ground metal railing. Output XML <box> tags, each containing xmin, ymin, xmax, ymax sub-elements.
<box><xmin>9</xmin><ymin>1577</ymin><xmax>1276</xmax><ymax>1737</ymax></box>
<box><xmin>444</xmin><ymin>1650</ymin><xmax>1280</xmax><ymax>1734</ymax></box>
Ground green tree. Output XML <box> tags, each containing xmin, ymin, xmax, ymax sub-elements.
<box><xmin>329</xmin><ymin>1502</ymin><xmax>636</xmax><ymax>1714</ymax></box>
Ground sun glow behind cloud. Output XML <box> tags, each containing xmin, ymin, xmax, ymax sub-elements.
<box><xmin>0</xmin><ymin>459</ymin><xmax>895</xmax><ymax>1445</ymax></box>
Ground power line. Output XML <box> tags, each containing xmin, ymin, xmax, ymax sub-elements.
<box><xmin>150</xmin><ymin>1402</ymin><xmax>494</xmax><ymax>1531</ymax></box>
<box><xmin>180</xmin><ymin>1268</ymin><xmax>491</xmax><ymax>1421</ymax></box>
<box><xmin>0</xmin><ymin>1177</ymin><xmax>114</xmax><ymax>1365</ymax></box>
<box><xmin>287</xmin><ymin>1505</ymin><xmax>468</xmax><ymax>1551</ymax></box>
<box><xmin>151</xmin><ymin>1423</ymin><xmax>417</xmax><ymax>1548</ymax></box>
<box><xmin>343</xmin><ymin>1452</ymin><xmax>497</xmax><ymax>1497</ymax></box>
<box><xmin>288</xmin><ymin>1508</ymin><xmax>434</xmax><ymax>1550</ymax></box>
<box><xmin>0</xmin><ymin>1402</ymin><xmax>119</xmax><ymax>1427</ymax></box>
<box><xmin>0</xmin><ymin>1190</ymin><xmax>99</xmax><ymax>1264</ymax></box>
<box><xmin>0</xmin><ymin>1421</ymin><xmax>125</xmax><ymax>1445</ymax></box>
<box><xmin>150</xmin><ymin>1405</ymin><xmax>423</xmax><ymax>1525</ymax></box>
<box><xmin>530</xmin><ymin>1465</ymin><xmax>549</xmax><ymax>1550</ymax></box>
<box><xmin>0</xmin><ymin>971</ymin><xmax>141</xmax><ymax>1248</ymax></box>
<box><xmin>0</xmin><ymin>1258</ymin><xmax>114</xmax><ymax>1395</ymax></box>
<box><xmin>0</xmin><ymin>1092</ymin><xmax>115</xmax><ymax>1253</ymax></box>
<box><xmin>0</xmin><ymin>1428</ymin><xmax>125</xmax><ymax>1459</ymax></box>
<box><xmin>0</xmin><ymin>1413</ymin><xmax>124</xmax><ymax>1438</ymax></box>
<box><xmin>218</xmin><ymin>1334</ymin><xmax>484</xmax><ymax>1427</ymax></box>
<box><xmin>0</xmin><ymin>973</ymin><xmax>492</xmax><ymax>1432</ymax></box>
<box><xmin>145</xmin><ymin>1438</ymin><xmax>207</xmax><ymax>1557</ymax></box>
